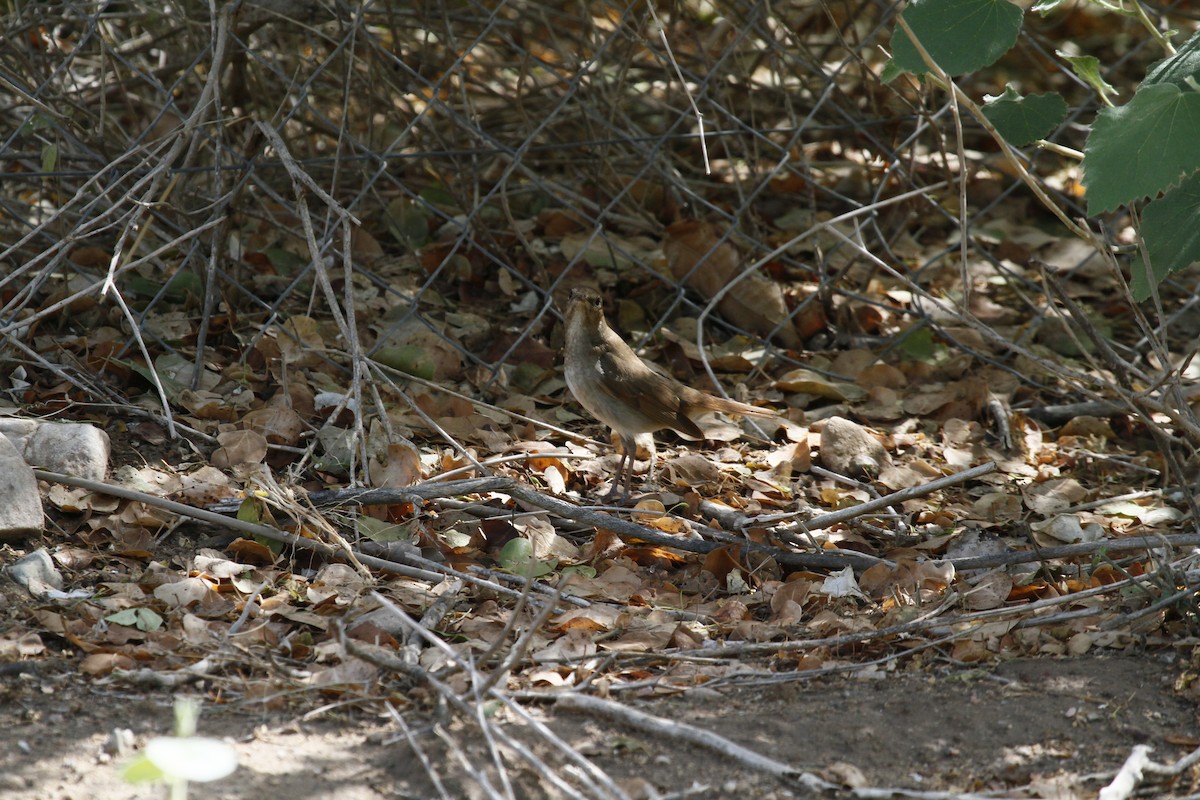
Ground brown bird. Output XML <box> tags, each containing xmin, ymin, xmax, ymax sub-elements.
<box><xmin>563</xmin><ymin>287</ymin><xmax>777</xmax><ymax>498</ymax></box>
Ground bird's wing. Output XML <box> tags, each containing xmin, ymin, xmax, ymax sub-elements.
<box><xmin>592</xmin><ymin>345</ymin><xmax>706</xmax><ymax>439</ymax></box>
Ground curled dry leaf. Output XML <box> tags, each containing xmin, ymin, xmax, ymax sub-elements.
<box><xmin>962</xmin><ymin>571</ymin><xmax>1014</xmax><ymax>611</ymax></box>
<box><xmin>775</xmin><ymin>369</ymin><xmax>866</xmax><ymax>402</ymax></box>
<box><xmin>1022</xmin><ymin>478</ymin><xmax>1088</xmax><ymax>515</ymax></box>
<box><xmin>818</xmin><ymin>566</ymin><xmax>869</xmax><ymax>600</ymax></box>
<box><xmin>822</xmin><ymin>762</ymin><xmax>869</xmax><ymax>790</ymax></box>
<box><xmin>369</xmin><ymin>441</ymin><xmax>423</xmax><ymax>488</ymax></box>
<box><xmin>153</xmin><ymin>576</ymin><xmax>218</xmax><ymax>609</ymax></box>
<box><xmin>0</xmin><ymin>631</ymin><xmax>45</xmax><ymax>659</ymax></box>
<box><xmin>172</xmin><ymin>465</ymin><xmax>235</xmax><ymax>506</ymax></box>
<box><xmin>533</xmin><ymin>461</ymin><xmax>564</xmax><ymax>494</ymax></box>
<box><xmin>210</xmin><ymin>429</ymin><xmax>268</xmax><ymax>469</ymax></box>
<box><xmin>80</xmin><ymin>652</ymin><xmax>136</xmax><ymax>676</ymax></box>
<box><xmin>531</xmin><ymin>628</ymin><xmax>597</xmax><ymax>664</ymax></box>
<box><xmin>664</xmin><ymin>219</ymin><xmax>802</xmax><ymax>348</ymax></box>
<box><xmin>1030</xmin><ymin>514</ymin><xmax>1105</xmax><ymax>545</ymax></box>
<box><xmin>662</xmin><ymin>452</ymin><xmax>721</xmax><ymax>489</ymax></box>
<box><xmin>242</xmin><ymin>405</ymin><xmax>305</xmax><ymax>446</ymax></box>
<box><xmin>277</xmin><ymin>315</ymin><xmax>327</xmax><ymax>369</ymax></box>
<box><xmin>47</xmin><ymin>484</ymin><xmax>119</xmax><ymax>514</ymax></box>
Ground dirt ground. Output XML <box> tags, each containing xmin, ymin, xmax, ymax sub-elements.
<box><xmin>3</xmin><ymin>652</ymin><xmax>1197</xmax><ymax>799</ymax></box>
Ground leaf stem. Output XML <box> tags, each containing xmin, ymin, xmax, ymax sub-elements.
<box><xmin>1035</xmin><ymin>139</ymin><xmax>1084</xmax><ymax>160</ymax></box>
<box><xmin>1129</xmin><ymin>0</ymin><xmax>1175</xmax><ymax>55</ymax></box>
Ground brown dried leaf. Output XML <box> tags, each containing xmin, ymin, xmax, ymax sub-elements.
<box><xmin>0</xmin><ymin>631</ymin><xmax>45</xmax><ymax>659</ymax></box>
<box><xmin>962</xmin><ymin>572</ymin><xmax>1014</xmax><ymax>611</ymax></box>
<box><xmin>79</xmin><ymin>652</ymin><xmax>136</xmax><ymax>676</ymax></box>
<box><xmin>211</xmin><ymin>429</ymin><xmax>268</xmax><ymax>469</ymax></box>
<box><xmin>1022</xmin><ymin>478</ymin><xmax>1088</xmax><ymax>515</ymax></box>
<box><xmin>370</xmin><ymin>441</ymin><xmax>423</xmax><ymax>488</ymax></box>
<box><xmin>278</xmin><ymin>315</ymin><xmax>326</xmax><ymax>367</ymax></box>
<box><xmin>664</xmin><ymin>219</ymin><xmax>802</xmax><ymax>348</ymax></box>
<box><xmin>243</xmin><ymin>405</ymin><xmax>306</xmax><ymax>446</ymax></box>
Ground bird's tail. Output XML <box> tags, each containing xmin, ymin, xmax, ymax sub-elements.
<box><xmin>686</xmin><ymin>390</ymin><xmax>777</xmax><ymax>419</ymax></box>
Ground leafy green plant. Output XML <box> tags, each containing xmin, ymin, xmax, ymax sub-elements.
<box><xmin>886</xmin><ymin>0</ymin><xmax>1200</xmax><ymax>301</ymax></box>
<box><xmin>122</xmin><ymin>697</ymin><xmax>237</xmax><ymax>800</ymax></box>
<box><xmin>104</xmin><ymin>607</ymin><xmax>164</xmax><ymax>632</ymax></box>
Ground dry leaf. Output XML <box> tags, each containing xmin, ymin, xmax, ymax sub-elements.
<box><xmin>211</xmin><ymin>429</ymin><xmax>268</xmax><ymax>469</ymax></box>
<box><xmin>664</xmin><ymin>219</ymin><xmax>802</xmax><ymax>348</ymax></box>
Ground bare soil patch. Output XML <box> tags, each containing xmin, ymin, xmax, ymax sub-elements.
<box><xmin>4</xmin><ymin>653</ymin><xmax>1195</xmax><ymax>799</ymax></box>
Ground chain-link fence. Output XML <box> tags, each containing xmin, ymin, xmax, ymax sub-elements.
<box><xmin>2</xmin><ymin>0</ymin><xmax>1198</xmax><ymax>482</ymax></box>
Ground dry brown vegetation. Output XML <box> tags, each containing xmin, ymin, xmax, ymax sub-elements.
<box><xmin>3</xmin><ymin>1</ymin><xmax>1200</xmax><ymax>797</ymax></box>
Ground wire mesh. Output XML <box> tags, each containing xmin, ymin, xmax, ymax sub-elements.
<box><xmin>1</xmin><ymin>0</ymin><xmax>1198</xmax><ymax>477</ymax></box>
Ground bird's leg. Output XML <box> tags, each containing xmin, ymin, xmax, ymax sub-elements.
<box><xmin>636</xmin><ymin>433</ymin><xmax>657</xmax><ymax>484</ymax></box>
<box><xmin>603</xmin><ymin>435</ymin><xmax>637</xmax><ymax>501</ymax></box>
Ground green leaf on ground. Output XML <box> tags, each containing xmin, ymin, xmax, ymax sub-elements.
<box><xmin>105</xmin><ymin>607</ymin><xmax>164</xmax><ymax>632</ymax></box>
<box><xmin>125</xmin><ymin>269</ymin><xmax>203</xmax><ymax>303</ymax></box>
<box><xmin>498</xmin><ymin>538</ymin><xmax>555</xmax><ymax>578</ymax></box>
<box><xmin>265</xmin><ymin>246</ymin><xmax>308</xmax><ymax>274</ymax></box>
<box><xmin>383</xmin><ymin>197</ymin><xmax>431</xmax><ymax>250</ymax></box>
<box><xmin>896</xmin><ymin>326</ymin><xmax>938</xmax><ymax>362</ymax></box>
<box><xmin>373</xmin><ymin>345</ymin><xmax>436</xmax><ymax>380</ymax></box>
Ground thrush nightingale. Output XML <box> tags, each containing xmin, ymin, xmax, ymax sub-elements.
<box><xmin>564</xmin><ymin>287</ymin><xmax>777</xmax><ymax>497</ymax></box>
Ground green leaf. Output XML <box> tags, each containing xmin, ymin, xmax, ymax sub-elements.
<box><xmin>163</xmin><ymin>269</ymin><xmax>204</xmax><ymax>302</ymax></box>
<box><xmin>1135</xmin><ymin>172</ymin><xmax>1200</xmax><ymax>301</ymax></box>
<box><xmin>105</xmin><ymin>609</ymin><xmax>141</xmax><ymax>627</ymax></box>
<box><xmin>896</xmin><ymin>325</ymin><xmax>938</xmax><ymax>362</ymax></box>
<box><xmin>1082</xmin><ymin>83</ymin><xmax>1200</xmax><ymax>214</ymax></box>
<box><xmin>20</xmin><ymin>111</ymin><xmax>56</xmax><ymax>134</ymax></box>
<box><xmin>120</xmin><ymin>753</ymin><xmax>166</xmax><ymax>784</ymax></box>
<box><xmin>265</xmin><ymin>247</ymin><xmax>308</xmax><ymax>274</ymax></box>
<box><xmin>419</xmin><ymin>184</ymin><xmax>460</xmax><ymax>210</ymax></box>
<box><xmin>880</xmin><ymin>58</ymin><xmax>906</xmax><ymax>84</ymax></box>
<box><xmin>442</xmin><ymin>528</ymin><xmax>473</xmax><ymax>549</ymax></box>
<box><xmin>890</xmin><ymin>0</ymin><xmax>1023</xmax><ymax>77</ymax></box>
<box><xmin>510</xmin><ymin>361</ymin><xmax>554</xmax><ymax>394</ymax></box>
<box><xmin>174</xmin><ymin>696</ymin><xmax>199</xmax><ymax>738</ymax></box>
<box><xmin>123</xmin><ymin>268</ymin><xmax>202</xmax><ymax>303</ymax></box>
<box><xmin>1055</xmin><ymin>52</ymin><xmax>1117</xmax><ymax>100</ymax></box>
<box><xmin>1144</xmin><ymin>29</ymin><xmax>1200</xmax><ymax>89</ymax></box>
<box><xmin>373</xmin><ymin>345</ymin><xmax>436</xmax><ymax>380</ymax></box>
<box><xmin>497</xmin><ymin>538</ymin><xmax>555</xmax><ymax>578</ymax></box>
<box><xmin>41</xmin><ymin>142</ymin><xmax>59</xmax><ymax>174</ymax></box>
<box><xmin>982</xmin><ymin>87</ymin><xmax>1068</xmax><ymax>146</ymax></box>
<box><xmin>383</xmin><ymin>197</ymin><xmax>430</xmax><ymax>250</ymax></box>
<box><xmin>237</xmin><ymin>497</ymin><xmax>284</xmax><ymax>554</ymax></box>
<box><xmin>356</xmin><ymin>515</ymin><xmax>413</xmax><ymax>542</ymax></box>
<box><xmin>115</xmin><ymin>357</ymin><xmax>188</xmax><ymax>401</ymax></box>
<box><xmin>105</xmin><ymin>607</ymin><xmax>164</xmax><ymax>632</ymax></box>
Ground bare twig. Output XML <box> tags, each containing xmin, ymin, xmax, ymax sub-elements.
<box><xmin>556</xmin><ymin>693</ymin><xmax>836</xmax><ymax>791</ymax></box>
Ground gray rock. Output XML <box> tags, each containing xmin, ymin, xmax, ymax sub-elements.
<box><xmin>0</xmin><ymin>417</ymin><xmax>38</xmax><ymax>452</ymax></box>
<box><xmin>0</xmin><ymin>415</ymin><xmax>110</xmax><ymax>481</ymax></box>
<box><xmin>25</xmin><ymin>422</ymin><xmax>111</xmax><ymax>481</ymax></box>
<box><xmin>4</xmin><ymin>549</ymin><xmax>61</xmax><ymax>596</ymax></box>
<box><xmin>0</xmin><ymin>434</ymin><xmax>42</xmax><ymax>540</ymax></box>
<box><xmin>819</xmin><ymin>415</ymin><xmax>892</xmax><ymax>477</ymax></box>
